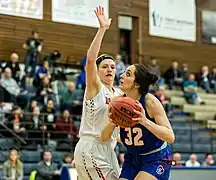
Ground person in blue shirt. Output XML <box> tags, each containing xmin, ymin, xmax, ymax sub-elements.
<box><xmin>101</xmin><ymin>64</ymin><xmax>175</xmax><ymax>180</ymax></box>
<box><xmin>183</xmin><ymin>73</ymin><xmax>198</xmax><ymax>104</ymax></box>
<box><xmin>75</xmin><ymin>56</ymin><xmax>86</xmax><ymax>90</ymax></box>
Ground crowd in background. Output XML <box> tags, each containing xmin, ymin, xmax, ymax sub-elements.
<box><xmin>0</xmin><ymin>30</ymin><xmax>216</xmax><ymax>179</ymax></box>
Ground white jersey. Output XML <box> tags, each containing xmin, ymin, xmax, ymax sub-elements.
<box><xmin>79</xmin><ymin>84</ymin><xmax>122</xmax><ymax>142</ymax></box>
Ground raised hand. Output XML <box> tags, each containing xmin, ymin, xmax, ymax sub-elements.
<box><xmin>94</xmin><ymin>6</ymin><xmax>111</xmax><ymax>29</ymax></box>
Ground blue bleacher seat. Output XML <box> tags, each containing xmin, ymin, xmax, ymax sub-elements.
<box><xmin>20</xmin><ymin>151</ymin><xmax>41</xmax><ymax>163</ymax></box>
<box><xmin>172</xmin><ymin>143</ymin><xmax>192</xmax><ymax>152</ymax></box>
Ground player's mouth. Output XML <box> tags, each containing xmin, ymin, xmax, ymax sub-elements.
<box><xmin>106</xmin><ymin>74</ymin><xmax>113</xmax><ymax>77</ymax></box>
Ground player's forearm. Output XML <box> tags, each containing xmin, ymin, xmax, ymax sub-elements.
<box><xmin>141</xmin><ymin>119</ymin><xmax>175</xmax><ymax>144</ymax></box>
<box><xmin>87</xmin><ymin>28</ymin><xmax>107</xmax><ymax>63</ymax></box>
<box><xmin>100</xmin><ymin>122</ymin><xmax>116</xmax><ymax>142</ymax></box>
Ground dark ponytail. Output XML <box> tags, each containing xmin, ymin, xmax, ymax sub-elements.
<box><xmin>134</xmin><ymin>64</ymin><xmax>158</xmax><ymax>96</ymax></box>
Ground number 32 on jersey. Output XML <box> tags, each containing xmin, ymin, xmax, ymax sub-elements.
<box><xmin>124</xmin><ymin>127</ymin><xmax>144</xmax><ymax>146</ymax></box>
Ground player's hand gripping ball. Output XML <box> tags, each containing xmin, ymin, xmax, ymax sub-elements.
<box><xmin>109</xmin><ymin>97</ymin><xmax>142</xmax><ymax>128</ymax></box>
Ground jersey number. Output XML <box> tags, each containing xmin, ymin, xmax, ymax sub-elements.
<box><xmin>125</xmin><ymin>127</ymin><xmax>144</xmax><ymax>146</ymax></box>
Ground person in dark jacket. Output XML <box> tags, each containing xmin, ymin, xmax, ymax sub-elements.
<box><xmin>36</xmin><ymin>150</ymin><xmax>60</xmax><ymax>180</ymax></box>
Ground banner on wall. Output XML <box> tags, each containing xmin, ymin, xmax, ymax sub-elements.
<box><xmin>0</xmin><ymin>0</ymin><xmax>43</xmax><ymax>19</ymax></box>
<box><xmin>149</xmin><ymin>0</ymin><xmax>196</xmax><ymax>42</ymax></box>
<box><xmin>202</xmin><ymin>10</ymin><xmax>216</xmax><ymax>44</ymax></box>
<box><xmin>52</xmin><ymin>0</ymin><xmax>109</xmax><ymax>28</ymax></box>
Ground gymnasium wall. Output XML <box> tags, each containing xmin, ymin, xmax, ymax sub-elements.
<box><xmin>0</xmin><ymin>0</ymin><xmax>216</xmax><ymax>71</ymax></box>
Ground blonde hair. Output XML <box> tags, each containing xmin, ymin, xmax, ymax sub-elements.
<box><xmin>8</xmin><ymin>149</ymin><xmax>22</xmax><ymax>174</ymax></box>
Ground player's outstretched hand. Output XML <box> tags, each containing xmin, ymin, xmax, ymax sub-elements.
<box><xmin>94</xmin><ymin>6</ymin><xmax>111</xmax><ymax>29</ymax></box>
<box><xmin>132</xmin><ymin>101</ymin><xmax>147</xmax><ymax>125</ymax></box>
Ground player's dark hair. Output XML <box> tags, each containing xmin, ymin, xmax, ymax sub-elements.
<box><xmin>134</xmin><ymin>64</ymin><xmax>158</xmax><ymax>96</ymax></box>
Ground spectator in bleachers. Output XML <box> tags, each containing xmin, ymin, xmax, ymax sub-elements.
<box><xmin>2</xmin><ymin>148</ymin><xmax>23</xmax><ymax>180</ymax></box>
<box><xmin>55</xmin><ymin>110</ymin><xmax>78</xmax><ymax>146</ymax></box>
<box><xmin>36</xmin><ymin>150</ymin><xmax>60</xmax><ymax>180</ymax></box>
<box><xmin>28</xmin><ymin>98</ymin><xmax>38</xmax><ymax>112</ymax></box>
<box><xmin>185</xmin><ymin>154</ymin><xmax>201</xmax><ymax>167</ymax></box>
<box><xmin>75</xmin><ymin>56</ymin><xmax>86</xmax><ymax>90</ymax></box>
<box><xmin>0</xmin><ymin>68</ymin><xmax>20</xmax><ymax>103</ymax></box>
<box><xmin>210</xmin><ymin>66</ymin><xmax>216</xmax><ymax>93</ymax></box>
<box><xmin>36</xmin><ymin>76</ymin><xmax>53</xmax><ymax>105</ymax></box>
<box><xmin>181</xmin><ymin>63</ymin><xmax>189</xmax><ymax>81</ymax></box>
<box><xmin>60</xmin><ymin>81</ymin><xmax>84</xmax><ymax>113</ymax></box>
<box><xmin>7</xmin><ymin>106</ymin><xmax>26</xmax><ymax>134</ymax></box>
<box><xmin>5</xmin><ymin>53</ymin><xmax>21</xmax><ymax>83</ymax></box>
<box><xmin>7</xmin><ymin>106</ymin><xmax>27</xmax><ymax>148</ymax></box>
<box><xmin>164</xmin><ymin>60</ymin><xmax>183</xmax><ymax>89</ymax></box>
<box><xmin>33</xmin><ymin>60</ymin><xmax>51</xmax><ymax>88</ymax></box>
<box><xmin>197</xmin><ymin>65</ymin><xmax>211</xmax><ymax>93</ymax></box>
<box><xmin>41</xmin><ymin>100</ymin><xmax>56</xmax><ymax>138</ymax></box>
<box><xmin>183</xmin><ymin>73</ymin><xmax>199</xmax><ymax>105</ymax></box>
<box><xmin>172</xmin><ymin>152</ymin><xmax>184</xmax><ymax>167</ymax></box>
<box><xmin>115</xmin><ymin>54</ymin><xmax>126</xmax><ymax>85</ymax></box>
<box><xmin>155</xmin><ymin>86</ymin><xmax>171</xmax><ymax>115</ymax></box>
<box><xmin>202</xmin><ymin>153</ymin><xmax>215</xmax><ymax>167</ymax></box>
<box><xmin>23</xmin><ymin>30</ymin><xmax>43</xmax><ymax>78</ymax></box>
<box><xmin>58</xmin><ymin>153</ymin><xmax>74</xmax><ymax>169</ymax></box>
<box><xmin>26</xmin><ymin>107</ymin><xmax>46</xmax><ymax>146</ymax></box>
<box><xmin>148</xmin><ymin>59</ymin><xmax>165</xmax><ymax>87</ymax></box>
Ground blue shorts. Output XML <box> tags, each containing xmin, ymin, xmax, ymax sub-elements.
<box><xmin>120</xmin><ymin>146</ymin><xmax>172</xmax><ymax>180</ymax></box>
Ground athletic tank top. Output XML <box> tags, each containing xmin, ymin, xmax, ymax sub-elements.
<box><xmin>120</xmin><ymin>95</ymin><xmax>164</xmax><ymax>154</ymax></box>
<box><xmin>79</xmin><ymin>84</ymin><xmax>122</xmax><ymax>143</ymax></box>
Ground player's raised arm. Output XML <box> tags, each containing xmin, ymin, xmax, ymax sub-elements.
<box><xmin>85</xmin><ymin>6</ymin><xmax>112</xmax><ymax>99</ymax></box>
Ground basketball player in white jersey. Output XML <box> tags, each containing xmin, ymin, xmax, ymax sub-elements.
<box><xmin>74</xmin><ymin>6</ymin><xmax>121</xmax><ymax>180</ymax></box>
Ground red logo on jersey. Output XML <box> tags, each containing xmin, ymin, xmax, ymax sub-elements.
<box><xmin>105</xmin><ymin>97</ymin><xmax>111</xmax><ymax>104</ymax></box>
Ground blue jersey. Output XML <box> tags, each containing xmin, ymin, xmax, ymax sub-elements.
<box><xmin>120</xmin><ymin>95</ymin><xmax>164</xmax><ymax>154</ymax></box>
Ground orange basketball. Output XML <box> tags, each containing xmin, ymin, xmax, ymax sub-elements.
<box><xmin>109</xmin><ymin>97</ymin><xmax>141</xmax><ymax>128</ymax></box>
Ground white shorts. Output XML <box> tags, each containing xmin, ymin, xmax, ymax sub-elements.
<box><xmin>74</xmin><ymin>136</ymin><xmax>120</xmax><ymax>180</ymax></box>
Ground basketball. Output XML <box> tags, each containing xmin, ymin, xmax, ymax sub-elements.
<box><xmin>109</xmin><ymin>97</ymin><xmax>142</xmax><ymax>128</ymax></box>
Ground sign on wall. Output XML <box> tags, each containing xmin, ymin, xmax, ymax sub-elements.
<box><xmin>0</xmin><ymin>0</ymin><xmax>43</xmax><ymax>19</ymax></box>
<box><xmin>202</xmin><ymin>10</ymin><xmax>216</xmax><ymax>44</ymax></box>
<box><xmin>149</xmin><ymin>0</ymin><xmax>196</xmax><ymax>42</ymax></box>
<box><xmin>52</xmin><ymin>0</ymin><xmax>109</xmax><ymax>28</ymax></box>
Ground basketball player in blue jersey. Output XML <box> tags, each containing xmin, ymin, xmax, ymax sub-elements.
<box><xmin>101</xmin><ymin>64</ymin><xmax>175</xmax><ymax>180</ymax></box>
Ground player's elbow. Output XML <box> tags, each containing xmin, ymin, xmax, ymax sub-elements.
<box><xmin>167</xmin><ymin>133</ymin><xmax>175</xmax><ymax>144</ymax></box>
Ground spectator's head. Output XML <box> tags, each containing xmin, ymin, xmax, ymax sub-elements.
<box><xmin>172</xmin><ymin>61</ymin><xmax>178</xmax><ymax>69</ymax></box>
<box><xmin>9</xmin><ymin>148</ymin><xmax>20</xmax><ymax>162</ymax></box>
<box><xmin>151</xmin><ymin>59</ymin><xmax>157</xmax><ymax>66</ymax></box>
<box><xmin>4</xmin><ymin>67</ymin><xmax>12</xmax><ymax>78</ymax></box>
<box><xmin>173</xmin><ymin>152</ymin><xmax>182</xmax><ymax>162</ymax></box>
<box><xmin>188</xmin><ymin>73</ymin><xmax>195</xmax><ymax>81</ymax></box>
<box><xmin>31</xmin><ymin>99</ymin><xmax>38</xmax><ymax>110</ymax></box>
<box><xmin>33</xmin><ymin>107</ymin><xmax>40</xmax><ymax>116</ymax></box>
<box><xmin>205</xmin><ymin>153</ymin><xmax>214</xmax><ymax>165</ymax></box>
<box><xmin>47</xmin><ymin>99</ymin><xmax>54</xmax><ymax>110</ymax></box>
<box><xmin>10</xmin><ymin>53</ymin><xmax>19</xmax><ymax>63</ymax></box>
<box><xmin>190</xmin><ymin>154</ymin><xmax>197</xmax><ymax>163</ymax></box>
<box><xmin>43</xmin><ymin>60</ymin><xmax>49</xmax><ymax>70</ymax></box>
<box><xmin>42</xmin><ymin>150</ymin><xmax>52</xmax><ymax>162</ymax></box>
<box><xmin>156</xmin><ymin>86</ymin><xmax>165</xmax><ymax>95</ymax></box>
<box><xmin>201</xmin><ymin>65</ymin><xmax>209</xmax><ymax>73</ymax></box>
<box><xmin>43</xmin><ymin>76</ymin><xmax>50</xmax><ymax>86</ymax></box>
<box><xmin>96</xmin><ymin>54</ymin><xmax>116</xmax><ymax>86</ymax></box>
<box><xmin>115</xmin><ymin>54</ymin><xmax>122</xmax><ymax>64</ymax></box>
<box><xmin>32</xmin><ymin>30</ymin><xmax>39</xmax><ymax>39</ymax></box>
<box><xmin>12</xmin><ymin>105</ymin><xmax>21</xmax><ymax>116</ymax></box>
<box><xmin>68</xmin><ymin>82</ymin><xmax>75</xmax><ymax>92</ymax></box>
<box><xmin>182</xmin><ymin>63</ymin><xmax>188</xmax><ymax>71</ymax></box>
<box><xmin>63</xmin><ymin>154</ymin><xmax>72</xmax><ymax>164</ymax></box>
<box><xmin>62</xmin><ymin>110</ymin><xmax>70</xmax><ymax>120</ymax></box>
<box><xmin>212</xmin><ymin>67</ymin><xmax>216</xmax><ymax>74</ymax></box>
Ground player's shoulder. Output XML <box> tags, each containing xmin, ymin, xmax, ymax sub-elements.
<box><xmin>145</xmin><ymin>93</ymin><xmax>161</xmax><ymax>109</ymax></box>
